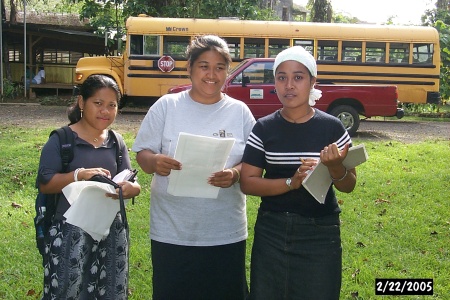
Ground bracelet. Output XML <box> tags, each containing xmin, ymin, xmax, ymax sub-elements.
<box><xmin>231</xmin><ymin>167</ymin><xmax>240</xmax><ymax>183</ymax></box>
<box><xmin>74</xmin><ymin>168</ymin><xmax>83</xmax><ymax>182</ymax></box>
<box><xmin>330</xmin><ymin>167</ymin><xmax>348</xmax><ymax>182</ymax></box>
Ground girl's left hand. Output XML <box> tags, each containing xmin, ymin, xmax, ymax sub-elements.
<box><xmin>106</xmin><ymin>181</ymin><xmax>140</xmax><ymax>199</ymax></box>
<box><xmin>320</xmin><ymin>143</ymin><xmax>350</xmax><ymax>167</ymax></box>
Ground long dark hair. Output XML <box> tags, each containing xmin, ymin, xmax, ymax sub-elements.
<box><xmin>67</xmin><ymin>75</ymin><xmax>121</xmax><ymax>125</ymax></box>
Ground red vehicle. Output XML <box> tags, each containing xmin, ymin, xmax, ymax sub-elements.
<box><xmin>169</xmin><ymin>58</ymin><xmax>404</xmax><ymax>136</ymax></box>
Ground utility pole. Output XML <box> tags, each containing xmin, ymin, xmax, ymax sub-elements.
<box><xmin>23</xmin><ymin>0</ymin><xmax>27</xmax><ymax>98</ymax></box>
<box><xmin>0</xmin><ymin>7</ymin><xmax>3</xmax><ymax>101</ymax></box>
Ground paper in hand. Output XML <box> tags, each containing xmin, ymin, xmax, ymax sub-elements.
<box><xmin>167</xmin><ymin>132</ymin><xmax>235</xmax><ymax>199</ymax></box>
<box><xmin>302</xmin><ymin>144</ymin><xmax>368</xmax><ymax>204</ymax></box>
<box><xmin>62</xmin><ymin>181</ymin><xmax>125</xmax><ymax>241</ymax></box>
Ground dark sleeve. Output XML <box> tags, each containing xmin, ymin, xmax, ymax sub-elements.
<box><xmin>37</xmin><ymin>133</ymin><xmax>63</xmax><ymax>185</ymax></box>
<box><xmin>242</xmin><ymin>121</ymin><xmax>266</xmax><ymax>169</ymax></box>
<box><xmin>332</xmin><ymin>119</ymin><xmax>352</xmax><ymax>149</ymax></box>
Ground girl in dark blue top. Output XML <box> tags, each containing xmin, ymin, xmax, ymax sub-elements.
<box><xmin>38</xmin><ymin>75</ymin><xmax>140</xmax><ymax>299</ymax></box>
<box><xmin>241</xmin><ymin>46</ymin><xmax>357</xmax><ymax>300</ymax></box>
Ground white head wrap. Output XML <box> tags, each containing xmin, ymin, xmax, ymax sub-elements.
<box><xmin>273</xmin><ymin>46</ymin><xmax>322</xmax><ymax>106</ymax></box>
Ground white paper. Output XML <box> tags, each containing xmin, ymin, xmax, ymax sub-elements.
<box><xmin>113</xmin><ymin>169</ymin><xmax>135</xmax><ymax>183</ymax></box>
<box><xmin>167</xmin><ymin>132</ymin><xmax>235</xmax><ymax>198</ymax></box>
<box><xmin>302</xmin><ymin>144</ymin><xmax>368</xmax><ymax>204</ymax></box>
<box><xmin>62</xmin><ymin>181</ymin><xmax>125</xmax><ymax>241</ymax></box>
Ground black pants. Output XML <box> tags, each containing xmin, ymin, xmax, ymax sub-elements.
<box><xmin>151</xmin><ymin>240</ymin><xmax>248</xmax><ymax>300</ymax></box>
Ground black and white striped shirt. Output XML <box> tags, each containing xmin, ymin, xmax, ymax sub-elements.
<box><xmin>243</xmin><ymin>109</ymin><xmax>352</xmax><ymax>217</ymax></box>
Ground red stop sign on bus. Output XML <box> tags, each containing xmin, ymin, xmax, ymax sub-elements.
<box><xmin>158</xmin><ymin>55</ymin><xmax>175</xmax><ymax>72</ymax></box>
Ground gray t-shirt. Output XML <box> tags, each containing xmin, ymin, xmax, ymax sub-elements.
<box><xmin>132</xmin><ymin>91</ymin><xmax>256</xmax><ymax>246</ymax></box>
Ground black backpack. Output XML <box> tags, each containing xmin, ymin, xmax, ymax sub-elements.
<box><xmin>34</xmin><ymin>125</ymin><xmax>125</xmax><ymax>258</ymax></box>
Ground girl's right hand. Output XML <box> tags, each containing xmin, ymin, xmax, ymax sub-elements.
<box><xmin>290</xmin><ymin>158</ymin><xmax>317</xmax><ymax>190</ymax></box>
<box><xmin>76</xmin><ymin>167</ymin><xmax>111</xmax><ymax>181</ymax></box>
<box><xmin>154</xmin><ymin>154</ymin><xmax>182</xmax><ymax>176</ymax></box>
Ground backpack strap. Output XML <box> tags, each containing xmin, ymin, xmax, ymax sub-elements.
<box><xmin>36</xmin><ymin>126</ymin><xmax>74</xmax><ymax>189</ymax></box>
<box><xmin>108</xmin><ymin>129</ymin><xmax>124</xmax><ymax>167</ymax></box>
<box><xmin>108</xmin><ymin>129</ymin><xmax>130</xmax><ymax>228</ymax></box>
<box><xmin>50</xmin><ymin>126</ymin><xmax>74</xmax><ymax>173</ymax></box>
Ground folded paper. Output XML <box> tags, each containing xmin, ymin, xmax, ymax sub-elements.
<box><xmin>302</xmin><ymin>144</ymin><xmax>368</xmax><ymax>204</ymax></box>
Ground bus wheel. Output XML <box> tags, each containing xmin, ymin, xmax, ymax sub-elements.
<box><xmin>329</xmin><ymin>105</ymin><xmax>360</xmax><ymax>136</ymax></box>
<box><xmin>119</xmin><ymin>95</ymin><xmax>129</xmax><ymax>109</ymax></box>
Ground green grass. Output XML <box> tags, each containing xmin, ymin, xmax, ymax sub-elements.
<box><xmin>0</xmin><ymin>126</ymin><xmax>449</xmax><ymax>299</ymax></box>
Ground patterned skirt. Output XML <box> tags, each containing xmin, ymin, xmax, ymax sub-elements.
<box><xmin>42</xmin><ymin>214</ymin><xmax>129</xmax><ymax>300</ymax></box>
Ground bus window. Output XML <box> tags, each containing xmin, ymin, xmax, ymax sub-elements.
<box><xmin>293</xmin><ymin>39</ymin><xmax>314</xmax><ymax>55</ymax></box>
<box><xmin>130</xmin><ymin>35</ymin><xmax>144</xmax><ymax>55</ymax></box>
<box><xmin>366</xmin><ymin>42</ymin><xmax>386</xmax><ymax>63</ymax></box>
<box><xmin>342</xmin><ymin>41</ymin><xmax>362</xmax><ymax>62</ymax></box>
<box><xmin>413</xmin><ymin>43</ymin><xmax>433</xmax><ymax>64</ymax></box>
<box><xmin>143</xmin><ymin>35</ymin><xmax>159</xmax><ymax>55</ymax></box>
<box><xmin>244</xmin><ymin>38</ymin><xmax>265</xmax><ymax>58</ymax></box>
<box><xmin>317</xmin><ymin>40</ymin><xmax>338</xmax><ymax>61</ymax></box>
<box><xmin>76</xmin><ymin>16</ymin><xmax>440</xmax><ymax>106</ymax></box>
<box><xmin>389</xmin><ymin>43</ymin><xmax>409</xmax><ymax>63</ymax></box>
<box><xmin>225</xmin><ymin>37</ymin><xmax>241</xmax><ymax>59</ymax></box>
<box><xmin>268</xmin><ymin>38</ymin><xmax>290</xmax><ymax>57</ymax></box>
<box><xmin>163</xmin><ymin>36</ymin><xmax>190</xmax><ymax>58</ymax></box>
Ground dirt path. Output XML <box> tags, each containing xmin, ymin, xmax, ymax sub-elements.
<box><xmin>1</xmin><ymin>103</ymin><xmax>449</xmax><ymax>143</ymax></box>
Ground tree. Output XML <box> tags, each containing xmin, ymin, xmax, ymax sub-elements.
<box><xmin>435</xmin><ymin>21</ymin><xmax>450</xmax><ymax>101</ymax></box>
<box><xmin>68</xmin><ymin>0</ymin><xmax>272</xmax><ymax>52</ymax></box>
<box><xmin>122</xmin><ymin>0</ymin><xmax>264</xmax><ymax>20</ymax></box>
<box><xmin>307</xmin><ymin>0</ymin><xmax>332</xmax><ymax>23</ymax></box>
<box><xmin>77</xmin><ymin>0</ymin><xmax>125</xmax><ymax>54</ymax></box>
<box><xmin>437</xmin><ymin>0</ymin><xmax>450</xmax><ymax>11</ymax></box>
<box><xmin>422</xmin><ymin>4</ymin><xmax>450</xmax><ymax>25</ymax></box>
<box><xmin>421</xmin><ymin>0</ymin><xmax>450</xmax><ymax>101</ymax></box>
<box><xmin>332</xmin><ymin>13</ymin><xmax>360</xmax><ymax>24</ymax></box>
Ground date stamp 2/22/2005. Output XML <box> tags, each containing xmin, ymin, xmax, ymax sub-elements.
<box><xmin>375</xmin><ymin>279</ymin><xmax>433</xmax><ymax>295</ymax></box>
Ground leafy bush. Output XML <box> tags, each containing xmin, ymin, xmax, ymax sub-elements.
<box><xmin>403</xmin><ymin>103</ymin><xmax>450</xmax><ymax>117</ymax></box>
<box><xmin>1</xmin><ymin>79</ymin><xmax>19</xmax><ymax>99</ymax></box>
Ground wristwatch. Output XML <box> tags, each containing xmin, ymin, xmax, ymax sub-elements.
<box><xmin>285</xmin><ymin>178</ymin><xmax>292</xmax><ymax>190</ymax></box>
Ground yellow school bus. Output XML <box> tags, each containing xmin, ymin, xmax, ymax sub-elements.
<box><xmin>75</xmin><ymin>16</ymin><xmax>441</xmax><ymax>106</ymax></box>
